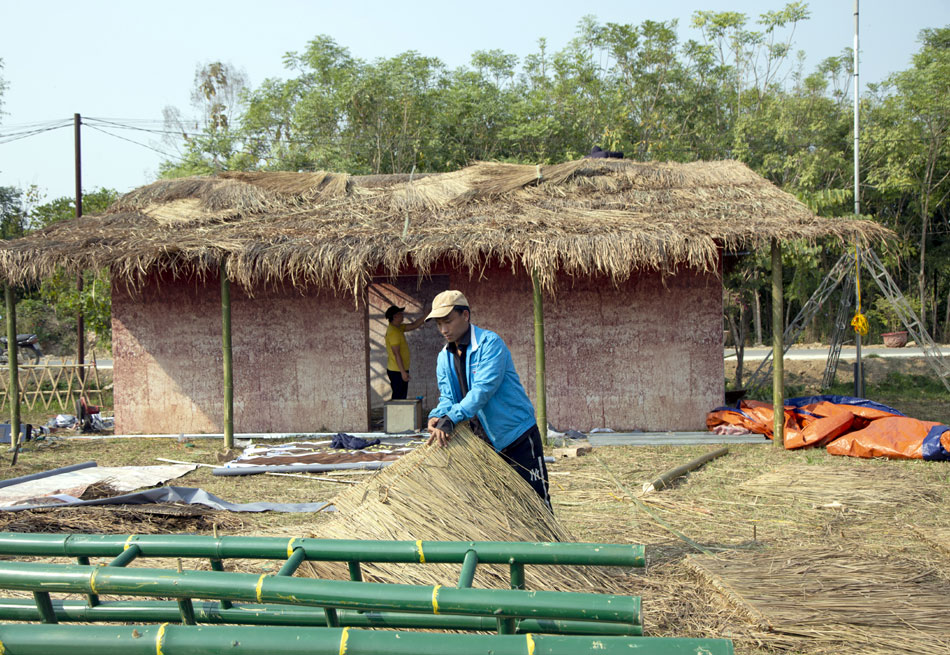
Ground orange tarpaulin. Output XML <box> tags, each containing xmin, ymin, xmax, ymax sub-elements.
<box><xmin>707</xmin><ymin>396</ymin><xmax>949</xmax><ymax>461</ymax></box>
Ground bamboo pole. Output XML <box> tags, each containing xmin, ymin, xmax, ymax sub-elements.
<box><xmin>0</xmin><ymin>561</ymin><xmax>641</xmax><ymax>625</ymax></box>
<box><xmin>220</xmin><ymin>259</ymin><xmax>233</xmax><ymax>450</ymax></box>
<box><xmin>532</xmin><ymin>269</ymin><xmax>548</xmax><ymax>445</ymax></box>
<box><xmin>0</xmin><ymin>598</ymin><xmax>642</xmax><ymax>635</ymax></box>
<box><xmin>771</xmin><ymin>240</ymin><xmax>785</xmax><ymax>448</ymax></box>
<box><xmin>0</xmin><ymin>624</ymin><xmax>733</xmax><ymax>655</ymax></box>
<box><xmin>0</xmin><ymin>533</ymin><xmax>645</xmax><ymax>568</ymax></box>
<box><xmin>641</xmin><ymin>447</ymin><xmax>729</xmax><ymax>494</ymax></box>
<box><xmin>4</xmin><ymin>285</ymin><xmax>20</xmax><ymax>451</ymax></box>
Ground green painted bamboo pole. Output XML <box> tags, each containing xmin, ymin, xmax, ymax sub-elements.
<box><xmin>0</xmin><ymin>561</ymin><xmax>640</xmax><ymax>626</ymax></box>
<box><xmin>0</xmin><ymin>598</ymin><xmax>642</xmax><ymax>635</ymax></box>
<box><xmin>176</xmin><ymin>597</ymin><xmax>196</xmax><ymax>625</ymax></box>
<box><xmin>532</xmin><ymin>269</ymin><xmax>548</xmax><ymax>446</ymax></box>
<box><xmin>277</xmin><ymin>548</ymin><xmax>307</xmax><ymax>577</ymax></box>
<box><xmin>0</xmin><ymin>533</ymin><xmax>645</xmax><ymax>568</ymax></box>
<box><xmin>107</xmin><ymin>544</ymin><xmax>140</xmax><ymax>568</ymax></box>
<box><xmin>4</xmin><ymin>285</ymin><xmax>20</xmax><ymax>450</ymax></box>
<box><xmin>771</xmin><ymin>239</ymin><xmax>785</xmax><ymax>448</ymax></box>
<box><xmin>347</xmin><ymin>561</ymin><xmax>363</xmax><ymax>582</ymax></box>
<box><xmin>457</xmin><ymin>549</ymin><xmax>478</xmax><ymax>588</ymax></box>
<box><xmin>208</xmin><ymin>559</ymin><xmax>232</xmax><ymax>609</ymax></box>
<box><xmin>0</xmin><ymin>624</ymin><xmax>732</xmax><ymax>655</ymax></box>
<box><xmin>75</xmin><ymin>556</ymin><xmax>98</xmax><ymax>607</ymax></box>
<box><xmin>31</xmin><ymin>592</ymin><xmax>56</xmax><ymax>624</ymax></box>
<box><xmin>221</xmin><ymin>258</ymin><xmax>234</xmax><ymax>450</ymax></box>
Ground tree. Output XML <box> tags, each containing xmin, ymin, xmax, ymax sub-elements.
<box><xmin>26</xmin><ymin>189</ymin><xmax>119</xmax><ymax>350</ymax></box>
<box><xmin>0</xmin><ymin>186</ymin><xmax>26</xmax><ymax>240</ymax></box>
<box><xmin>162</xmin><ymin>61</ymin><xmax>249</xmax><ymax>177</ymax></box>
<box><xmin>865</xmin><ymin>27</ymin><xmax>950</xmax><ymax>334</ymax></box>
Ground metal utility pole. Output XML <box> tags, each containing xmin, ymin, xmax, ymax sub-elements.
<box><xmin>74</xmin><ymin>113</ymin><xmax>85</xmax><ymax>380</ymax></box>
<box><xmin>853</xmin><ymin>1</ymin><xmax>864</xmax><ymax>398</ymax></box>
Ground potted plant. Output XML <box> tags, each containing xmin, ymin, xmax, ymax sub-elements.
<box><xmin>869</xmin><ymin>296</ymin><xmax>915</xmax><ymax>348</ymax></box>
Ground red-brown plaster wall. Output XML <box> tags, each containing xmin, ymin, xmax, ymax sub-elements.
<box><xmin>433</xmin><ymin>264</ymin><xmax>724</xmax><ymax>432</ymax></box>
<box><xmin>112</xmin><ymin>273</ymin><xmax>367</xmax><ymax>434</ymax></box>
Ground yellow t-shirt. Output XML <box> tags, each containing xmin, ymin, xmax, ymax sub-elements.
<box><xmin>385</xmin><ymin>324</ymin><xmax>410</xmax><ymax>372</ymax></box>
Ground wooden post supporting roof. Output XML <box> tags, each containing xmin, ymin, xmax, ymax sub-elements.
<box><xmin>4</xmin><ymin>285</ymin><xmax>20</xmax><ymax>450</ymax></box>
<box><xmin>221</xmin><ymin>260</ymin><xmax>234</xmax><ymax>450</ymax></box>
<box><xmin>532</xmin><ymin>270</ymin><xmax>548</xmax><ymax>446</ymax></box>
<box><xmin>771</xmin><ymin>240</ymin><xmax>785</xmax><ymax>448</ymax></box>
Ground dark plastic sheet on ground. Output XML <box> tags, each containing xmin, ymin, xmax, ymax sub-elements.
<box><xmin>707</xmin><ymin>395</ymin><xmax>950</xmax><ymax>461</ymax></box>
<box><xmin>0</xmin><ymin>485</ymin><xmax>334</xmax><ymax>513</ymax></box>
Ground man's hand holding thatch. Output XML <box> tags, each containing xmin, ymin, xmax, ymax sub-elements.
<box><xmin>426</xmin><ymin>416</ymin><xmax>453</xmax><ymax>447</ymax></box>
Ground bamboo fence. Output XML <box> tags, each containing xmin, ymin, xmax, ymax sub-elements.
<box><xmin>0</xmin><ymin>353</ymin><xmax>106</xmax><ymax>411</ymax></box>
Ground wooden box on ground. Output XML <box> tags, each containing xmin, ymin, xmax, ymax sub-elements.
<box><xmin>384</xmin><ymin>399</ymin><xmax>423</xmax><ymax>433</ymax></box>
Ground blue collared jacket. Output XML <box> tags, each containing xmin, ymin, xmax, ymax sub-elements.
<box><xmin>428</xmin><ymin>324</ymin><xmax>537</xmax><ymax>451</ymax></box>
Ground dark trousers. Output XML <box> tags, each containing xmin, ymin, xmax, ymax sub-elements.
<box><xmin>499</xmin><ymin>424</ymin><xmax>551</xmax><ymax>510</ymax></box>
<box><xmin>387</xmin><ymin>369</ymin><xmax>409</xmax><ymax>400</ymax></box>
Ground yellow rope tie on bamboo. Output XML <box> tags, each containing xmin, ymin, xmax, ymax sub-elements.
<box><xmin>416</xmin><ymin>540</ymin><xmax>426</xmax><ymax>563</ymax></box>
<box><xmin>338</xmin><ymin>627</ymin><xmax>349</xmax><ymax>655</ymax></box>
<box><xmin>431</xmin><ymin>584</ymin><xmax>442</xmax><ymax>614</ymax></box>
<box><xmin>89</xmin><ymin>565</ymin><xmax>101</xmax><ymax>595</ymax></box>
<box><xmin>255</xmin><ymin>573</ymin><xmax>267</xmax><ymax>603</ymax></box>
<box><xmin>286</xmin><ymin>537</ymin><xmax>296</xmax><ymax>558</ymax></box>
<box><xmin>0</xmin><ymin>636</ymin><xmax>5</xmax><ymax>655</ymax></box>
<box><xmin>526</xmin><ymin>633</ymin><xmax>536</xmax><ymax>655</ymax></box>
<box><xmin>123</xmin><ymin>534</ymin><xmax>137</xmax><ymax>551</ymax></box>
<box><xmin>155</xmin><ymin>622</ymin><xmax>169</xmax><ymax>655</ymax></box>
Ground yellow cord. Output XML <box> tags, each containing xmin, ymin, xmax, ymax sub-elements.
<box><xmin>416</xmin><ymin>540</ymin><xmax>426</xmax><ymax>563</ymax></box>
<box><xmin>431</xmin><ymin>584</ymin><xmax>441</xmax><ymax>614</ymax></box>
<box><xmin>852</xmin><ymin>246</ymin><xmax>868</xmax><ymax>336</ymax></box>
<box><xmin>155</xmin><ymin>623</ymin><xmax>169</xmax><ymax>655</ymax></box>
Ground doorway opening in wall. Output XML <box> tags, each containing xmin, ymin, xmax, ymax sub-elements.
<box><xmin>366</xmin><ymin>276</ymin><xmax>448</xmax><ymax>431</ymax></box>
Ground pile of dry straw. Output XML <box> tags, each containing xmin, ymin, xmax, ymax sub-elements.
<box><xmin>305</xmin><ymin>424</ymin><xmax>631</xmax><ymax>592</ymax></box>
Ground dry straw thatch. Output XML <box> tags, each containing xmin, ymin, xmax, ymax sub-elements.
<box><xmin>0</xmin><ymin>158</ymin><xmax>891</xmax><ymax>293</ymax></box>
<box><xmin>686</xmin><ymin>549</ymin><xmax>950</xmax><ymax>654</ymax></box>
<box><xmin>304</xmin><ymin>424</ymin><xmax>630</xmax><ymax>594</ymax></box>
<box><xmin>739</xmin><ymin>464</ymin><xmax>940</xmax><ymax>508</ymax></box>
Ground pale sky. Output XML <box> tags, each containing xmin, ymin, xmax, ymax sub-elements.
<box><xmin>1</xmin><ymin>0</ymin><xmax>947</xmax><ymax>203</ymax></box>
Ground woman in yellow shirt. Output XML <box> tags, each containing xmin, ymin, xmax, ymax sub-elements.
<box><xmin>384</xmin><ymin>305</ymin><xmax>425</xmax><ymax>399</ymax></box>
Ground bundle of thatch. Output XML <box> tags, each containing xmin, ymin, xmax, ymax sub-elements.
<box><xmin>305</xmin><ymin>425</ymin><xmax>630</xmax><ymax>593</ymax></box>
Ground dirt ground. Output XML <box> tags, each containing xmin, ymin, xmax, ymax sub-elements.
<box><xmin>1</xmin><ymin>355</ymin><xmax>948</xmax><ymax>654</ymax></box>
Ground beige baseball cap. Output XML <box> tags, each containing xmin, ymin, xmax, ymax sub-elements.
<box><xmin>425</xmin><ymin>290</ymin><xmax>470</xmax><ymax>321</ymax></box>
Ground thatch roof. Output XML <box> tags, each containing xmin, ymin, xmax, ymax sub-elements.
<box><xmin>0</xmin><ymin>158</ymin><xmax>891</xmax><ymax>292</ymax></box>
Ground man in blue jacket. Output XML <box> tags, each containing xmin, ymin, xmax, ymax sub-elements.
<box><xmin>425</xmin><ymin>290</ymin><xmax>550</xmax><ymax>508</ymax></box>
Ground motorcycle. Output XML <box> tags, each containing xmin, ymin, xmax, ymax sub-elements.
<box><xmin>0</xmin><ymin>320</ymin><xmax>42</xmax><ymax>365</ymax></box>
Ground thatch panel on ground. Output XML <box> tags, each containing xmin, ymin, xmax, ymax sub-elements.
<box><xmin>686</xmin><ymin>549</ymin><xmax>950</xmax><ymax>654</ymax></box>
<box><xmin>739</xmin><ymin>464</ymin><xmax>939</xmax><ymax>508</ymax></box>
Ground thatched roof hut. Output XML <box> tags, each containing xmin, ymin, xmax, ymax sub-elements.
<box><xmin>0</xmin><ymin>158</ymin><xmax>888</xmax><ymax>291</ymax></box>
<box><xmin>0</xmin><ymin>158</ymin><xmax>891</xmax><ymax>436</ymax></box>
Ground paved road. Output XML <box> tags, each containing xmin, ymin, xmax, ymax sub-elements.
<box><xmin>727</xmin><ymin>345</ymin><xmax>949</xmax><ymax>361</ymax></box>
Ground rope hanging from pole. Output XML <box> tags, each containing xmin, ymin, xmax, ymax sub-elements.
<box><xmin>850</xmin><ymin>245</ymin><xmax>868</xmax><ymax>336</ymax></box>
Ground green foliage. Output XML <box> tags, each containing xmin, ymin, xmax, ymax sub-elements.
<box><xmin>20</xmin><ymin>188</ymin><xmax>118</xmax><ymax>353</ymax></box>
<box><xmin>142</xmin><ymin>14</ymin><xmax>950</xmax><ymax>343</ymax></box>
<box><xmin>0</xmin><ymin>186</ymin><xmax>26</xmax><ymax>239</ymax></box>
